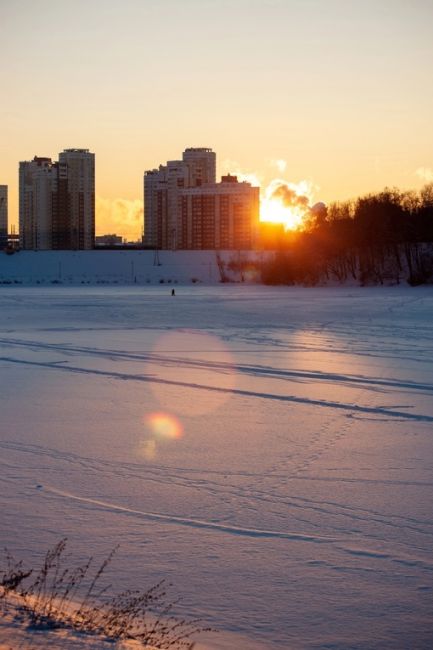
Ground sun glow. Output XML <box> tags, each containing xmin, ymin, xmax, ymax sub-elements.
<box><xmin>260</xmin><ymin>197</ymin><xmax>305</xmax><ymax>230</ymax></box>
<box><xmin>260</xmin><ymin>179</ymin><xmax>314</xmax><ymax>231</ymax></box>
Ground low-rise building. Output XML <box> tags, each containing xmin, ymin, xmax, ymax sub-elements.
<box><xmin>95</xmin><ymin>234</ymin><xmax>123</xmax><ymax>247</ymax></box>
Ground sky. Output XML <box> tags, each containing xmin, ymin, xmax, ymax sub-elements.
<box><xmin>1</xmin><ymin>0</ymin><xmax>433</xmax><ymax>240</ymax></box>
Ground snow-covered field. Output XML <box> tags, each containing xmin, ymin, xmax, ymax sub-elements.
<box><xmin>1</xmin><ymin>285</ymin><xmax>432</xmax><ymax>649</ymax></box>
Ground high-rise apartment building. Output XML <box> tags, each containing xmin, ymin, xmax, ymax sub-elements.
<box><xmin>180</xmin><ymin>175</ymin><xmax>259</xmax><ymax>249</ymax></box>
<box><xmin>19</xmin><ymin>157</ymin><xmax>57</xmax><ymax>250</ymax></box>
<box><xmin>143</xmin><ymin>147</ymin><xmax>216</xmax><ymax>249</ymax></box>
<box><xmin>0</xmin><ymin>185</ymin><xmax>7</xmax><ymax>249</ymax></box>
<box><xmin>181</xmin><ymin>147</ymin><xmax>216</xmax><ymax>187</ymax></box>
<box><xmin>19</xmin><ymin>149</ymin><xmax>95</xmax><ymax>250</ymax></box>
<box><xmin>59</xmin><ymin>149</ymin><xmax>95</xmax><ymax>250</ymax></box>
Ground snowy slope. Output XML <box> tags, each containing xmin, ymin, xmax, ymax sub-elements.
<box><xmin>0</xmin><ymin>250</ymin><xmax>262</xmax><ymax>285</ymax></box>
<box><xmin>0</xmin><ymin>285</ymin><xmax>432</xmax><ymax>649</ymax></box>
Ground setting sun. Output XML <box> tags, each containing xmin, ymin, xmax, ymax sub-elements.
<box><xmin>260</xmin><ymin>197</ymin><xmax>305</xmax><ymax>230</ymax></box>
<box><xmin>260</xmin><ymin>179</ymin><xmax>313</xmax><ymax>231</ymax></box>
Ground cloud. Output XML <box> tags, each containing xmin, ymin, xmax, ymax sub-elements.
<box><xmin>270</xmin><ymin>182</ymin><xmax>310</xmax><ymax>209</ymax></box>
<box><xmin>264</xmin><ymin>178</ymin><xmax>315</xmax><ymax>208</ymax></box>
<box><xmin>220</xmin><ymin>159</ymin><xmax>262</xmax><ymax>187</ymax></box>
<box><xmin>96</xmin><ymin>196</ymin><xmax>143</xmax><ymax>241</ymax></box>
<box><xmin>267</xmin><ymin>158</ymin><xmax>287</xmax><ymax>173</ymax></box>
<box><xmin>415</xmin><ymin>167</ymin><xmax>433</xmax><ymax>183</ymax></box>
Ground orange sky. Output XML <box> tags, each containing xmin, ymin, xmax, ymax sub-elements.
<box><xmin>1</xmin><ymin>0</ymin><xmax>433</xmax><ymax>240</ymax></box>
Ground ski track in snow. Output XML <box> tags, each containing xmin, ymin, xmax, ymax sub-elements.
<box><xmin>40</xmin><ymin>485</ymin><xmax>343</xmax><ymax>543</ymax></box>
<box><xmin>0</xmin><ymin>330</ymin><xmax>433</xmax><ymax>380</ymax></box>
<box><xmin>1</xmin><ymin>336</ymin><xmax>433</xmax><ymax>394</ymax></box>
<box><xmin>33</xmin><ymin>484</ymin><xmax>433</xmax><ymax>574</ymax></box>
<box><xmin>1</xmin><ymin>353</ymin><xmax>432</xmax><ymax>423</ymax></box>
<box><xmin>1</xmin><ymin>438</ymin><xmax>433</xmax><ymax>551</ymax></box>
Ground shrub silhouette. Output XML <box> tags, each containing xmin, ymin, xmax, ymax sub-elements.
<box><xmin>0</xmin><ymin>539</ymin><xmax>210</xmax><ymax>649</ymax></box>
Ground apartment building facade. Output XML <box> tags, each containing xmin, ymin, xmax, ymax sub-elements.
<box><xmin>180</xmin><ymin>175</ymin><xmax>260</xmax><ymax>250</ymax></box>
<box><xmin>143</xmin><ymin>147</ymin><xmax>216</xmax><ymax>249</ymax></box>
<box><xmin>19</xmin><ymin>149</ymin><xmax>95</xmax><ymax>250</ymax></box>
<box><xmin>143</xmin><ymin>149</ymin><xmax>259</xmax><ymax>249</ymax></box>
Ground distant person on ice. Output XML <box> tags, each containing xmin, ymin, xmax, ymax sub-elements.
<box><xmin>171</xmin><ymin>289</ymin><xmax>175</xmax><ymax>296</ymax></box>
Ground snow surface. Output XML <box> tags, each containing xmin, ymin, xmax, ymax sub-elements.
<box><xmin>0</xmin><ymin>285</ymin><xmax>432</xmax><ymax>649</ymax></box>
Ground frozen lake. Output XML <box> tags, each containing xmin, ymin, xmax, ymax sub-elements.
<box><xmin>0</xmin><ymin>285</ymin><xmax>432</xmax><ymax>649</ymax></box>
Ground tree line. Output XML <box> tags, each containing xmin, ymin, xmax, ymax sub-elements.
<box><xmin>260</xmin><ymin>184</ymin><xmax>433</xmax><ymax>286</ymax></box>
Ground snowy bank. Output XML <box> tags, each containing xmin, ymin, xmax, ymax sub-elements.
<box><xmin>0</xmin><ymin>250</ymin><xmax>264</xmax><ymax>286</ymax></box>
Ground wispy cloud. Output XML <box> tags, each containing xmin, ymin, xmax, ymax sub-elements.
<box><xmin>96</xmin><ymin>196</ymin><xmax>143</xmax><ymax>241</ymax></box>
<box><xmin>415</xmin><ymin>167</ymin><xmax>433</xmax><ymax>183</ymax></box>
<box><xmin>220</xmin><ymin>159</ymin><xmax>263</xmax><ymax>187</ymax></box>
<box><xmin>267</xmin><ymin>158</ymin><xmax>287</xmax><ymax>173</ymax></box>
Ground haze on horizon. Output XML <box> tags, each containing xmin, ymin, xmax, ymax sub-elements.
<box><xmin>1</xmin><ymin>0</ymin><xmax>433</xmax><ymax>240</ymax></box>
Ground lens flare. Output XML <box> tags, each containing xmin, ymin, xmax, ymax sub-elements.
<box><xmin>140</xmin><ymin>439</ymin><xmax>157</xmax><ymax>460</ymax></box>
<box><xmin>139</xmin><ymin>413</ymin><xmax>183</xmax><ymax>461</ymax></box>
<box><xmin>145</xmin><ymin>412</ymin><xmax>183</xmax><ymax>440</ymax></box>
<box><xmin>150</xmin><ymin>330</ymin><xmax>236</xmax><ymax>416</ymax></box>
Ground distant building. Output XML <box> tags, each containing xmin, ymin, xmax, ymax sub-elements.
<box><xmin>95</xmin><ymin>234</ymin><xmax>123</xmax><ymax>247</ymax></box>
<box><xmin>180</xmin><ymin>175</ymin><xmax>260</xmax><ymax>249</ymax></box>
<box><xmin>7</xmin><ymin>232</ymin><xmax>20</xmax><ymax>250</ymax></box>
<box><xmin>0</xmin><ymin>185</ymin><xmax>7</xmax><ymax>249</ymax></box>
<box><xmin>19</xmin><ymin>149</ymin><xmax>95</xmax><ymax>250</ymax></box>
<box><xmin>143</xmin><ymin>147</ymin><xmax>216</xmax><ymax>249</ymax></box>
